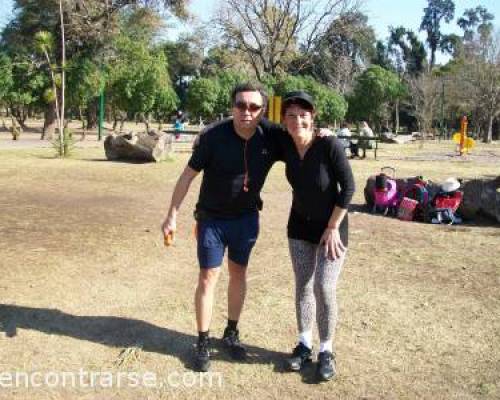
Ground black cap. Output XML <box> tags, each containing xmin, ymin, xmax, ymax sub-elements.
<box><xmin>282</xmin><ymin>90</ymin><xmax>315</xmax><ymax>110</ymax></box>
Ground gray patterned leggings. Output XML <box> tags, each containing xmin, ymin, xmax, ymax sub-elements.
<box><xmin>288</xmin><ymin>238</ymin><xmax>346</xmax><ymax>344</ymax></box>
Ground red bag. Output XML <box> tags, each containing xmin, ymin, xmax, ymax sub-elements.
<box><xmin>434</xmin><ymin>191</ymin><xmax>463</xmax><ymax>212</ymax></box>
<box><xmin>398</xmin><ymin>197</ymin><xmax>419</xmax><ymax>221</ymax></box>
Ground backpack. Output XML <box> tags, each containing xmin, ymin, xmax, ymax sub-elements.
<box><xmin>372</xmin><ymin>167</ymin><xmax>399</xmax><ymax>216</ymax></box>
<box><xmin>399</xmin><ymin>178</ymin><xmax>430</xmax><ymax>221</ymax></box>
<box><xmin>429</xmin><ymin>190</ymin><xmax>463</xmax><ymax>225</ymax></box>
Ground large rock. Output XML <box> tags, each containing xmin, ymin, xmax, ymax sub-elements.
<box><xmin>104</xmin><ymin>130</ymin><xmax>173</xmax><ymax>162</ymax></box>
<box><xmin>459</xmin><ymin>176</ymin><xmax>500</xmax><ymax>222</ymax></box>
<box><xmin>380</xmin><ymin>133</ymin><xmax>415</xmax><ymax>144</ymax></box>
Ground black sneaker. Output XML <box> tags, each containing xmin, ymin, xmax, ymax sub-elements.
<box><xmin>285</xmin><ymin>342</ymin><xmax>312</xmax><ymax>371</ymax></box>
<box><xmin>194</xmin><ymin>339</ymin><xmax>210</xmax><ymax>372</ymax></box>
<box><xmin>222</xmin><ymin>327</ymin><xmax>247</xmax><ymax>360</ymax></box>
<box><xmin>316</xmin><ymin>351</ymin><xmax>336</xmax><ymax>381</ymax></box>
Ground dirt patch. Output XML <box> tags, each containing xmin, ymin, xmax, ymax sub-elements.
<box><xmin>0</xmin><ymin>144</ymin><xmax>499</xmax><ymax>399</ymax></box>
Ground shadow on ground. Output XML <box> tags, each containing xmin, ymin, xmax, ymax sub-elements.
<box><xmin>0</xmin><ymin>304</ymin><xmax>288</xmax><ymax>371</ymax></box>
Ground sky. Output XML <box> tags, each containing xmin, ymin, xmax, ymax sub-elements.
<box><xmin>0</xmin><ymin>0</ymin><xmax>499</xmax><ymax>63</ymax></box>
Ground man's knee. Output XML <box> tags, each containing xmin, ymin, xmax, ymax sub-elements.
<box><xmin>228</xmin><ymin>259</ymin><xmax>247</xmax><ymax>278</ymax></box>
<box><xmin>198</xmin><ymin>268</ymin><xmax>220</xmax><ymax>292</ymax></box>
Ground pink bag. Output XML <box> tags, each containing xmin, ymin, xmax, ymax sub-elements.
<box><xmin>398</xmin><ymin>197</ymin><xmax>419</xmax><ymax>221</ymax></box>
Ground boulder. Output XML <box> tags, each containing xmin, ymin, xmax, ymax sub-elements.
<box><xmin>104</xmin><ymin>130</ymin><xmax>173</xmax><ymax>162</ymax></box>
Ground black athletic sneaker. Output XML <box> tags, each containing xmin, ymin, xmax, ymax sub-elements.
<box><xmin>316</xmin><ymin>351</ymin><xmax>336</xmax><ymax>381</ymax></box>
<box><xmin>222</xmin><ymin>327</ymin><xmax>247</xmax><ymax>360</ymax></box>
<box><xmin>194</xmin><ymin>339</ymin><xmax>210</xmax><ymax>372</ymax></box>
<box><xmin>285</xmin><ymin>342</ymin><xmax>313</xmax><ymax>371</ymax></box>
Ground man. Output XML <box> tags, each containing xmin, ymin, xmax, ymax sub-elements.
<box><xmin>161</xmin><ymin>82</ymin><xmax>282</xmax><ymax>372</ymax></box>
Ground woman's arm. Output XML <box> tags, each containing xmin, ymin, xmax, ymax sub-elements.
<box><xmin>320</xmin><ymin>138</ymin><xmax>356</xmax><ymax>260</ymax></box>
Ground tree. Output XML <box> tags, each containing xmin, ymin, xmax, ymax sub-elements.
<box><xmin>3</xmin><ymin>53</ymin><xmax>47</xmax><ymax>130</ymax></box>
<box><xmin>273</xmin><ymin>75</ymin><xmax>347</xmax><ymax>125</ymax></box>
<box><xmin>439</xmin><ymin>33</ymin><xmax>464</xmax><ymax>59</ymax></box>
<box><xmin>1</xmin><ymin>0</ymin><xmax>188</xmax><ymax>137</ymax></box>
<box><xmin>419</xmin><ymin>0</ymin><xmax>455</xmax><ymax>69</ymax></box>
<box><xmin>200</xmin><ymin>45</ymin><xmax>253</xmax><ymax>77</ymax></box>
<box><xmin>458</xmin><ymin>6</ymin><xmax>494</xmax><ymax>43</ymax></box>
<box><xmin>34</xmin><ymin>0</ymin><xmax>67</xmax><ymax>157</ymax></box>
<box><xmin>347</xmin><ymin>65</ymin><xmax>406</xmax><ymax>129</ymax></box>
<box><xmin>388</xmin><ymin>26</ymin><xmax>427</xmax><ymax>76</ymax></box>
<box><xmin>0</xmin><ymin>52</ymin><xmax>13</xmax><ymax>128</ymax></box>
<box><xmin>215</xmin><ymin>0</ymin><xmax>358</xmax><ymax>80</ymax></box>
<box><xmin>185</xmin><ymin>77</ymin><xmax>220</xmax><ymax>121</ymax></box>
<box><xmin>463</xmin><ymin>32</ymin><xmax>500</xmax><ymax>143</ymax></box>
<box><xmin>301</xmin><ymin>11</ymin><xmax>376</xmax><ymax>93</ymax></box>
<box><xmin>372</xmin><ymin>40</ymin><xmax>393</xmax><ymax>70</ymax></box>
<box><xmin>66</xmin><ymin>57</ymin><xmax>104</xmax><ymax>134</ymax></box>
<box><xmin>0</xmin><ymin>52</ymin><xmax>13</xmax><ymax>102</ymax></box>
<box><xmin>107</xmin><ymin>35</ymin><xmax>178</xmax><ymax>132</ymax></box>
<box><xmin>213</xmin><ymin>70</ymin><xmax>250</xmax><ymax>117</ymax></box>
<box><xmin>408</xmin><ymin>72</ymin><xmax>440</xmax><ymax>134</ymax></box>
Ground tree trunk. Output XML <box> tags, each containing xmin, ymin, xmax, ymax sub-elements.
<box><xmin>395</xmin><ymin>100</ymin><xmax>400</xmax><ymax>134</ymax></box>
<box><xmin>86</xmin><ymin>101</ymin><xmax>98</xmax><ymax>130</ymax></box>
<box><xmin>12</xmin><ymin>108</ymin><xmax>28</xmax><ymax>131</ymax></box>
<box><xmin>143</xmin><ymin>114</ymin><xmax>150</xmax><ymax>133</ymax></box>
<box><xmin>79</xmin><ymin>107</ymin><xmax>87</xmax><ymax>140</ymax></box>
<box><xmin>42</xmin><ymin>102</ymin><xmax>57</xmax><ymax>140</ymax></box>
<box><xmin>483</xmin><ymin>114</ymin><xmax>493</xmax><ymax>143</ymax></box>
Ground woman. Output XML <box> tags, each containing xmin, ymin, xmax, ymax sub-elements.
<box><xmin>280</xmin><ymin>91</ymin><xmax>355</xmax><ymax>381</ymax></box>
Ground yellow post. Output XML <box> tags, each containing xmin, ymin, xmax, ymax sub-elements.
<box><xmin>268</xmin><ymin>95</ymin><xmax>275</xmax><ymax>122</ymax></box>
<box><xmin>273</xmin><ymin>96</ymin><xmax>282</xmax><ymax>123</ymax></box>
<box><xmin>459</xmin><ymin>116</ymin><xmax>468</xmax><ymax>156</ymax></box>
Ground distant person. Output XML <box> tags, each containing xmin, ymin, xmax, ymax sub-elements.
<box><xmin>174</xmin><ymin>111</ymin><xmax>185</xmax><ymax>139</ymax></box>
<box><xmin>351</xmin><ymin>121</ymin><xmax>374</xmax><ymax>158</ymax></box>
<box><xmin>336</xmin><ymin>123</ymin><xmax>351</xmax><ymax>155</ymax></box>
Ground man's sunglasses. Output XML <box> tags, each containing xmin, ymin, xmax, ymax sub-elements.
<box><xmin>234</xmin><ymin>102</ymin><xmax>263</xmax><ymax>112</ymax></box>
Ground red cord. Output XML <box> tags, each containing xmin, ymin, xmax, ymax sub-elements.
<box><xmin>243</xmin><ymin>140</ymin><xmax>249</xmax><ymax>192</ymax></box>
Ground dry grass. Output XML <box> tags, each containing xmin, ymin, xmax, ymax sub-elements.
<box><xmin>0</xmin><ymin>137</ymin><xmax>499</xmax><ymax>399</ymax></box>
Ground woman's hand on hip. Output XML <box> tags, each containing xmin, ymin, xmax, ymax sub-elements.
<box><xmin>320</xmin><ymin>227</ymin><xmax>345</xmax><ymax>261</ymax></box>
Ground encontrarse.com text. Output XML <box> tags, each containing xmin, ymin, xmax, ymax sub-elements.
<box><xmin>0</xmin><ymin>370</ymin><xmax>223</xmax><ymax>389</ymax></box>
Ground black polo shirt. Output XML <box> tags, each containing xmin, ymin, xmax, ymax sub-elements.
<box><xmin>280</xmin><ymin>135</ymin><xmax>355</xmax><ymax>246</ymax></box>
<box><xmin>188</xmin><ymin>119</ymin><xmax>282</xmax><ymax>219</ymax></box>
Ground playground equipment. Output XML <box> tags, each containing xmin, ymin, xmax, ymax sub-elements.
<box><xmin>452</xmin><ymin>116</ymin><xmax>475</xmax><ymax>155</ymax></box>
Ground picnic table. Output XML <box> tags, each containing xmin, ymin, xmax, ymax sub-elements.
<box><xmin>336</xmin><ymin>135</ymin><xmax>383</xmax><ymax>160</ymax></box>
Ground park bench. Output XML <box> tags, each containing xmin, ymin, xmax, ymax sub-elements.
<box><xmin>163</xmin><ymin>129</ymin><xmax>200</xmax><ymax>152</ymax></box>
<box><xmin>336</xmin><ymin>135</ymin><xmax>383</xmax><ymax>160</ymax></box>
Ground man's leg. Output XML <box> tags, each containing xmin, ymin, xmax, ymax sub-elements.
<box><xmin>227</xmin><ymin>259</ymin><xmax>247</xmax><ymax>322</ymax></box>
<box><xmin>194</xmin><ymin>220</ymin><xmax>225</xmax><ymax>372</ymax></box>
<box><xmin>221</xmin><ymin>258</ymin><xmax>248</xmax><ymax>360</ymax></box>
<box><xmin>222</xmin><ymin>212</ymin><xmax>258</xmax><ymax>360</ymax></box>
<box><xmin>193</xmin><ymin>267</ymin><xmax>221</xmax><ymax>372</ymax></box>
<box><xmin>195</xmin><ymin>267</ymin><xmax>221</xmax><ymax>332</ymax></box>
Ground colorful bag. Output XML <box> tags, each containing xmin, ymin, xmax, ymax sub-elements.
<box><xmin>402</xmin><ymin>178</ymin><xmax>430</xmax><ymax>221</ymax></box>
<box><xmin>397</xmin><ymin>197</ymin><xmax>419</xmax><ymax>221</ymax></box>
<box><xmin>434</xmin><ymin>191</ymin><xmax>463</xmax><ymax>212</ymax></box>
<box><xmin>373</xmin><ymin>167</ymin><xmax>399</xmax><ymax>215</ymax></box>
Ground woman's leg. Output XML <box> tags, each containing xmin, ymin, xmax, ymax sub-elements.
<box><xmin>288</xmin><ymin>238</ymin><xmax>317</xmax><ymax>348</ymax></box>
<box><xmin>314</xmin><ymin>249</ymin><xmax>346</xmax><ymax>353</ymax></box>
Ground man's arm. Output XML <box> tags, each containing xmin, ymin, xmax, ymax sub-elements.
<box><xmin>161</xmin><ymin>165</ymin><xmax>200</xmax><ymax>243</ymax></box>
